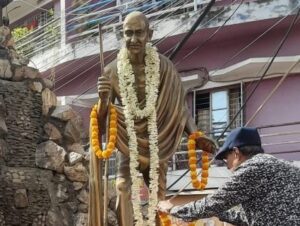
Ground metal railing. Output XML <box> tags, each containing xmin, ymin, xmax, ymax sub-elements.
<box><xmin>14</xmin><ymin>18</ymin><xmax>61</xmax><ymax>58</ymax></box>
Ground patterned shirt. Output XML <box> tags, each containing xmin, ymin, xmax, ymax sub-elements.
<box><xmin>170</xmin><ymin>154</ymin><xmax>300</xmax><ymax>226</ymax></box>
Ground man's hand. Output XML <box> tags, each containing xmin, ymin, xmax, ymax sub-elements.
<box><xmin>97</xmin><ymin>76</ymin><xmax>111</xmax><ymax>101</ymax></box>
<box><xmin>157</xmin><ymin>200</ymin><xmax>174</xmax><ymax>214</ymax></box>
<box><xmin>196</xmin><ymin>135</ymin><xmax>217</xmax><ymax>154</ymax></box>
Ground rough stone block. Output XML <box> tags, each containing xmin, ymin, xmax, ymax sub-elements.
<box><xmin>35</xmin><ymin>141</ymin><xmax>67</xmax><ymax>173</ymax></box>
<box><xmin>12</xmin><ymin>66</ymin><xmax>25</xmax><ymax>81</ymax></box>
<box><xmin>14</xmin><ymin>189</ymin><xmax>29</xmax><ymax>208</ymax></box>
<box><xmin>29</xmin><ymin>81</ymin><xmax>43</xmax><ymax>93</ymax></box>
<box><xmin>44</xmin><ymin>122</ymin><xmax>62</xmax><ymax>142</ymax></box>
<box><xmin>42</xmin><ymin>88</ymin><xmax>57</xmax><ymax>116</ymax></box>
<box><xmin>51</xmin><ymin>105</ymin><xmax>77</xmax><ymax>122</ymax></box>
<box><xmin>64</xmin><ymin>163</ymin><xmax>88</xmax><ymax>182</ymax></box>
<box><xmin>0</xmin><ymin>59</ymin><xmax>12</xmax><ymax>79</ymax></box>
<box><xmin>23</xmin><ymin>66</ymin><xmax>40</xmax><ymax>79</ymax></box>
<box><xmin>0</xmin><ymin>116</ymin><xmax>8</xmax><ymax>137</ymax></box>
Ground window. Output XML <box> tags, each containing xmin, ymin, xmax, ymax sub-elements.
<box><xmin>195</xmin><ymin>87</ymin><xmax>242</xmax><ymax>141</ymax></box>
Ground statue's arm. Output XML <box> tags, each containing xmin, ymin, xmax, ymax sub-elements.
<box><xmin>184</xmin><ymin>103</ymin><xmax>217</xmax><ymax>154</ymax></box>
<box><xmin>97</xmin><ymin>66</ymin><xmax>115</xmax><ymax>134</ymax></box>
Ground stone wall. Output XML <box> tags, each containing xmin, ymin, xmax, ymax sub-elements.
<box><xmin>0</xmin><ymin>80</ymin><xmax>43</xmax><ymax>167</ymax></box>
<box><xmin>0</xmin><ymin>54</ymin><xmax>97</xmax><ymax>225</ymax></box>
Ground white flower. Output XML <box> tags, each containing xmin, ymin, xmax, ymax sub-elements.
<box><xmin>117</xmin><ymin>42</ymin><xmax>160</xmax><ymax>225</ymax></box>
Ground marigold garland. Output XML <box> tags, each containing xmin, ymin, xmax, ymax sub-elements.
<box><xmin>89</xmin><ymin>103</ymin><xmax>118</xmax><ymax>159</ymax></box>
<box><xmin>158</xmin><ymin>131</ymin><xmax>209</xmax><ymax>226</ymax></box>
<box><xmin>159</xmin><ymin>212</ymin><xmax>196</xmax><ymax>226</ymax></box>
<box><xmin>188</xmin><ymin>131</ymin><xmax>210</xmax><ymax>190</ymax></box>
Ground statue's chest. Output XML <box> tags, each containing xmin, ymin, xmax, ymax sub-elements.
<box><xmin>132</xmin><ymin>66</ymin><xmax>146</xmax><ymax>102</ymax></box>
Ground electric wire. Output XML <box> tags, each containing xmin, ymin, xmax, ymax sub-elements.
<box><xmin>53</xmin><ymin>0</ymin><xmax>208</xmax><ymax>95</ymax></box>
<box><xmin>67</xmin><ymin>0</ymin><xmax>242</xmax><ymax>103</ymax></box>
<box><xmin>166</xmin><ymin>6</ymin><xmax>300</xmax><ymax>191</ymax></box>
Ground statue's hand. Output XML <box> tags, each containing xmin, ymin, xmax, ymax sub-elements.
<box><xmin>196</xmin><ymin>135</ymin><xmax>217</xmax><ymax>154</ymax></box>
<box><xmin>97</xmin><ymin>76</ymin><xmax>111</xmax><ymax>101</ymax></box>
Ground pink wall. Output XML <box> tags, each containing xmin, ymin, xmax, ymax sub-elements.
<box><xmin>245</xmin><ymin>74</ymin><xmax>300</xmax><ymax>160</ymax></box>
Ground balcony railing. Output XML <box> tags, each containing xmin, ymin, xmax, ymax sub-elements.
<box><xmin>14</xmin><ymin>18</ymin><xmax>61</xmax><ymax>58</ymax></box>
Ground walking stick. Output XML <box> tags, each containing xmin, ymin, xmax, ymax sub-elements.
<box><xmin>88</xmin><ymin>24</ymin><xmax>106</xmax><ymax>226</ymax></box>
<box><xmin>98</xmin><ymin>23</ymin><xmax>110</xmax><ymax>226</ymax></box>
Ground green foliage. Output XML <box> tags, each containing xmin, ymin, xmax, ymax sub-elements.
<box><xmin>12</xmin><ymin>27</ymin><xmax>30</xmax><ymax>41</ymax></box>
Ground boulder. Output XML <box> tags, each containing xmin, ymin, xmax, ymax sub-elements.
<box><xmin>64</xmin><ymin>163</ymin><xmax>88</xmax><ymax>182</ymax></box>
<box><xmin>36</xmin><ymin>141</ymin><xmax>67</xmax><ymax>173</ymax></box>
<box><xmin>68</xmin><ymin>152</ymin><xmax>83</xmax><ymax>165</ymax></box>
<box><xmin>44</xmin><ymin>122</ymin><xmax>62</xmax><ymax>141</ymax></box>
<box><xmin>64</xmin><ymin>120</ymin><xmax>81</xmax><ymax>143</ymax></box>
<box><xmin>51</xmin><ymin>105</ymin><xmax>77</xmax><ymax>122</ymax></box>
<box><xmin>0</xmin><ymin>116</ymin><xmax>7</xmax><ymax>137</ymax></box>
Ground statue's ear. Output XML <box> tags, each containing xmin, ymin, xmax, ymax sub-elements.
<box><xmin>148</xmin><ymin>29</ymin><xmax>153</xmax><ymax>41</ymax></box>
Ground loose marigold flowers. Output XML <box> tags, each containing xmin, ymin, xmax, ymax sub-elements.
<box><xmin>89</xmin><ymin>104</ymin><xmax>118</xmax><ymax>159</ymax></box>
<box><xmin>188</xmin><ymin>131</ymin><xmax>210</xmax><ymax>190</ymax></box>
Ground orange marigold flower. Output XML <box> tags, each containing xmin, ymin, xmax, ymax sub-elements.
<box><xmin>189</xmin><ymin>156</ymin><xmax>197</xmax><ymax>165</ymax></box>
<box><xmin>161</xmin><ymin>218</ymin><xmax>171</xmax><ymax>224</ymax></box>
<box><xmin>110</xmin><ymin>120</ymin><xmax>117</xmax><ymax>128</ymax></box>
<box><xmin>201</xmin><ymin>177</ymin><xmax>208</xmax><ymax>185</ymax></box>
<box><xmin>107</xmin><ymin>142</ymin><xmax>115</xmax><ymax>150</ymax></box>
<box><xmin>199</xmin><ymin>183</ymin><xmax>206</xmax><ymax>190</ymax></box>
<box><xmin>192</xmin><ymin>180</ymin><xmax>200</xmax><ymax>188</ymax></box>
<box><xmin>91</xmin><ymin>118</ymin><xmax>98</xmax><ymax>126</ymax></box>
<box><xmin>92</xmin><ymin>139</ymin><xmax>99</xmax><ymax>147</ymax></box>
<box><xmin>110</xmin><ymin>107</ymin><xmax>116</xmax><ymax>114</ymax></box>
<box><xmin>202</xmin><ymin>155</ymin><xmax>209</xmax><ymax>162</ymax></box>
<box><xmin>188</xmin><ymin>139</ymin><xmax>196</xmax><ymax>145</ymax></box>
<box><xmin>95</xmin><ymin>151</ymin><xmax>102</xmax><ymax>158</ymax></box>
<box><xmin>202</xmin><ymin>162</ymin><xmax>210</xmax><ymax>170</ymax></box>
<box><xmin>91</xmin><ymin>132</ymin><xmax>98</xmax><ymax>139</ymax></box>
<box><xmin>92</xmin><ymin>127</ymin><xmax>99</xmax><ymax>133</ymax></box>
<box><xmin>197</xmin><ymin>131</ymin><xmax>204</xmax><ymax>137</ymax></box>
<box><xmin>190</xmin><ymin>171</ymin><xmax>198</xmax><ymax>180</ymax></box>
<box><xmin>202</xmin><ymin>170</ymin><xmax>209</xmax><ymax>178</ymax></box>
<box><xmin>106</xmin><ymin>150</ymin><xmax>113</xmax><ymax>157</ymax></box>
<box><xmin>188</xmin><ymin>143</ymin><xmax>196</xmax><ymax>150</ymax></box>
<box><xmin>188</xmin><ymin>150</ymin><xmax>196</xmax><ymax>158</ymax></box>
<box><xmin>190</xmin><ymin>163</ymin><xmax>197</xmax><ymax>171</ymax></box>
<box><xmin>90</xmin><ymin>110</ymin><xmax>97</xmax><ymax>118</ymax></box>
<box><xmin>102</xmin><ymin>151</ymin><xmax>108</xmax><ymax>158</ymax></box>
<box><xmin>109</xmin><ymin>135</ymin><xmax>116</xmax><ymax>143</ymax></box>
<box><xmin>202</xmin><ymin>151</ymin><xmax>209</xmax><ymax>157</ymax></box>
<box><xmin>189</xmin><ymin>133</ymin><xmax>197</xmax><ymax>140</ymax></box>
<box><xmin>109</xmin><ymin>128</ymin><xmax>117</xmax><ymax>136</ymax></box>
<box><xmin>110</xmin><ymin>114</ymin><xmax>117</xmax><ymax>121</ymax></box>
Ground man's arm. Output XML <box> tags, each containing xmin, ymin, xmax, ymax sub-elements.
<box><xmin>218</xmin><ymin>206</ymin><xmax>248</xmax><ymax>225</ymax></box>
<box><xmin>169</xmin><ymin>162</ymin><xmax>260</xmax><ymax>222</ymax></box>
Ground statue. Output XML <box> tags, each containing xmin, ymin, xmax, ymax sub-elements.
<box><xmin>91</xmin><ymin>11</ymin><xmax>216</xmax><ymax>226</ymax></box>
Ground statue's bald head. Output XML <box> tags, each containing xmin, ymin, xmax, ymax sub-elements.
<box><xmin>122</xmin><ymin>11</ymin><xmax>153</xmax><ymax>57</ymax></box>
<box><xmin>123</xmin><ymin>11</ymin><xmax>149</xmax><ymax>30</ymax></box>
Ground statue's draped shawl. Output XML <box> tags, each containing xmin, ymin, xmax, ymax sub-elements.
<box><xmin>106</xmin><ymin>54</ymin><xmax>189</xmax><ymax>162</ymax></box>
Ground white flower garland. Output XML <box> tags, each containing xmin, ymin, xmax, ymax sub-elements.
<box><xmin>117</xmin><ymin>42</ymin><xmax>160</xmax><ymax>226</ymax></box>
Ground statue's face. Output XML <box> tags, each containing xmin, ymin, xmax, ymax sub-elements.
<box><xmin>123</xmin><ymin>17</ymin><xmax>149</xmax><ymax>56</ymax></box>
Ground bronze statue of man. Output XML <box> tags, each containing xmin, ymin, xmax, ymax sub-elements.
<box><xmin>96</xmin><ymin>11</ymin><xmax>216</xmax><ymax>226</ymax></box>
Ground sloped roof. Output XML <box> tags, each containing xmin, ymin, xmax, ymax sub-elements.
<box><xmin>167</xmin><ymin>166</ymin><xmax>232</xmax><ymax>193</ymax></box>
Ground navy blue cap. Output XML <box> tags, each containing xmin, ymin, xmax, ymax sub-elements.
<box><xmin>215</xmin><ymin>127</ymin><xmax>261</xmax><ymax>160</ymax></box>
